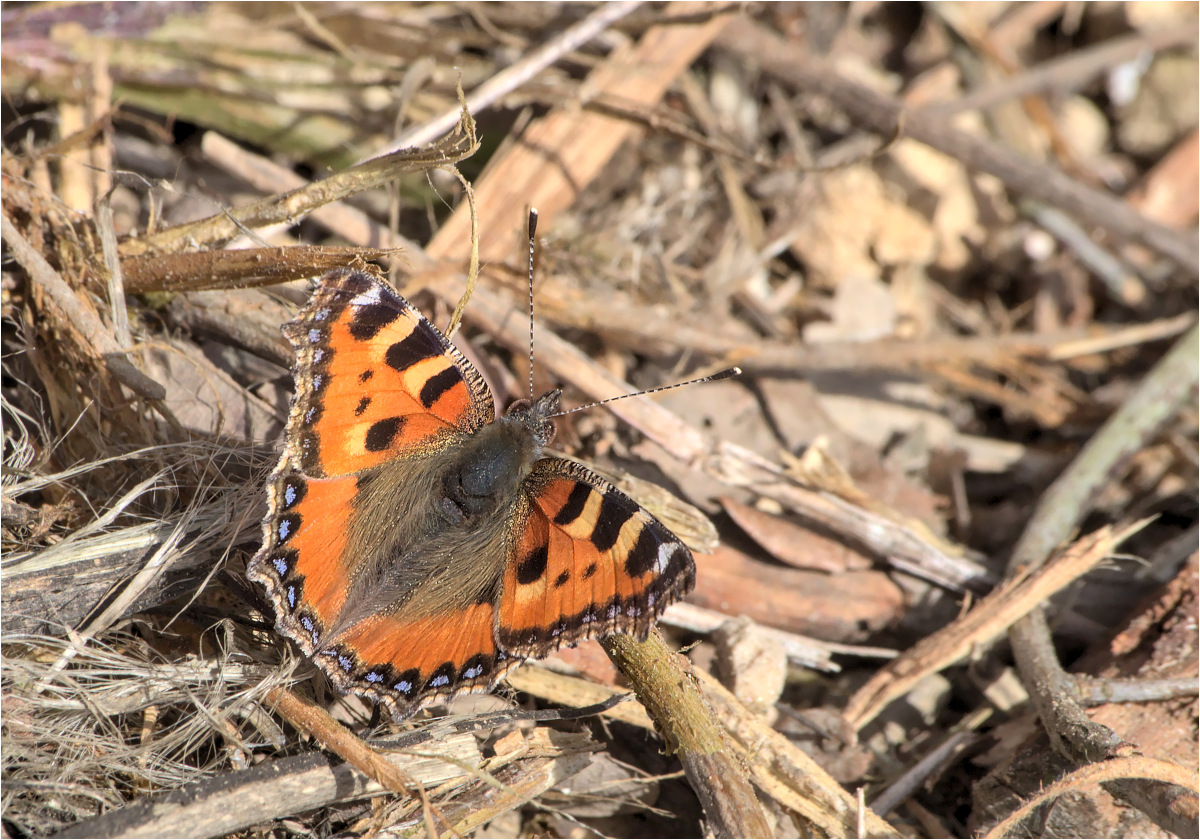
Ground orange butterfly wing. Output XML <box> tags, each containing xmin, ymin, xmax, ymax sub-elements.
<box><xmin>250</xmin><ymin>269</ymin><xmax>507</xmax><ymax>714</ymax></box>
<box><xmin>279</xmin><ymin>267</ymin><xmax>493</xmax><ymax>478</ymax></box>
<box><xmin>496</xmin><ymin>458</ymin><xmax>696</xmax><ymax>658</ymax></box>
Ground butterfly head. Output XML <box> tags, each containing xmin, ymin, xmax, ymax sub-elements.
<box><xmin>504</xmin><ymin>388</ymin><xmax>561</xmax><ymax>448</ymax></box>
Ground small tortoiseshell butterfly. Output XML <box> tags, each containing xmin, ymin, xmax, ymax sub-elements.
<box><xmin>249</xmin><ymin>266</ymin><xmax>695</xmax><ymax>719</ymax></box>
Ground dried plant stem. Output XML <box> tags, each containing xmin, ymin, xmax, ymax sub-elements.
<box><xmin>380</xmin><ymin>0</ymin><xmax>645</xmax><ymax>153</ymax></box>
<box><xmin>601</xmin><ymin>629</ymin><xmax>773</xmax><ymax>838</ymax></box>
<box><xmin>982</xmin><ymin>756</ymin><xmax>1199</xmax><ymax>839</ymax></box>
<box><xmin>843</xmin><ymin>521</ymin><xmax>1149</xmax><ymax>731</ymax></box>
<box><xmin>51</xmin><ymin>753</ymin><xmax>353</xmax><ymax>839</ymax></box>
<box><xmin>119</xmin><ymin>245</ymin><xmax>398</xmax><ymax>294</ymax></box>
<box><xmin>197</xmin><ymin>132</ymin><xmax>427</xmax><ymax>263</ymax></box>
<box><xmin>47</xmin><ymin>727</ymin><xmax>492</xmax><ymax>839</ymax></box>
<box><xmin>694</xmin><ymin>668</ymin><xmax>899</xmax><ymax>838</ymax></box>
<box><xmin>263</xmin><ymin>686</ymin><xmax>416</xmax><ymax>796</ymax></box>
<box><xmin>1004</xmin><ymin>325</ymin><xmax>1199</xmax><ymax>578</ymax></box>
<box><xmin>1077</xmin><ymin>676</ymin><xmax>1200</xmax><ymax>705</ymax></box>
<box><xmin>120</xmin><ymin>112</ymin><xmax>479</xmax><ymax>258</ymax></box>
<box><xmin>1</xmin><ymin>212</ymin><xmax>165</xmax><ymax>401</ymax></box>
<box><xmin>1004</xmin><ymin>324</ymin><xmax>1199</xmax><ymax>835</ymax></box>
<box><xmin>869</xmin><ymin>716</ymin><xmax>987</xmax><ymax>818</ymax></box>
<box><xmin>924</xmin><ymin>27</ymin><xmax>1197</xmax><ymax>118</ymax></box>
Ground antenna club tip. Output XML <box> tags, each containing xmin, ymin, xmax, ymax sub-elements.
<box><xmin>713</xmin><ymin>367</ymin><xmax>742</xmax><ymax>381</ymax></box>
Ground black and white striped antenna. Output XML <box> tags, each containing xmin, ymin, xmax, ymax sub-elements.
<box><xmin>523</xmin><ymin>206</ymin><xmax>740</xmax><ymax>417</ymax></box>
<box><xmin>527</xmin><ymin>208</ymin><xmax>538</xmax><ymax>403</ymax></box>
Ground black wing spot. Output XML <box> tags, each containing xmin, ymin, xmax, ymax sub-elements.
<box><xmin>299</xmin><ymin>400</ymin><xmax>323</xmax><ymax>426</ymax></box>
<box><xmin>386</xmin><ymin>331</ymin><xmax>438</xmax><ymax>373</ymax></box>
<box><xmin>354</xmin><ymin>396</ymin><xmax>371</xmax><ymax>417</ymax></box>
<box><xmin>459</xmin><ymin>654</ymin><xmax>491</xmax><ymax>682</ymax></box>
<box><xmin>591</xmin><ymin>494</ymin><xmax>635</xmax><ymax>553</ymax></box>
<box><xmin>276</xmin><ymin>513</ymin><xmax>302</xmax><ymax>544</ymax></box>
<box><xmin>360</xmin><ymin>663</ymin><xmax>395</xmax><ymax>687</ymax></box>
<box><xmin>282</xmin><ymin>577</ymin><xmax>302</xmax><ymax>612</ymax></box>
<box><xmin>297</xmin><ymin>429</ymin><xmax>321</xmax><ymax>471</ymax></box>
<box><xmin>624</xmin><ymin>527</ymin><xmax>659</xmax><ymax>578</ymax></box>
<box><xmin>393</xmin><ymin>668</ymin><xmax>421</xmax><ymax>698</ymax></box>
<box><xmin>553</xmin><ymin>482</ymin><xmax>592</xmax><ymax>526</ymax></box>
<box><xmin>424</xmin><ymin>661</ymin><xmax>457</xmax><ymax>692</ymax></box>
<box><xmin>266</xmin><ymin>548</ymin><xmax>299</xmax><ymax>582</ymax></box>
<box><xmin>359</xmin><ymin>369</ymin><xmax>374</xmax><ymax>383</ymax></box>
<box><xmin>554</xmin><ymin>570</ymin><xmax>570</xmax><ymax>588</ymax></box>
<box><xmin>349</xmin><ymin>304</ymin><xmax>400</xmax><ymax>341</ymax></box>
<box><xmin>420</xmin><ymin>366</ymin><xmax>460</xmax><ymax>408</ymax></box>
<box><xmin>583</xmin><ymin>562</ymin><xmax>598</xmax><ymax>580</ymax></box>
<box><xmin>280</xmin><ymin>479</ymin><xmax>307</xmax><ymax>509</ymax></box>
<box><xmin>365</xmin><ymin>416</ymin><xmax>404</xmax><ymax>452</ymax></box>
<box><xmin>516</xmin><ymin>543</ymin><xmax>548</xmax><ymax>585</ymax></box>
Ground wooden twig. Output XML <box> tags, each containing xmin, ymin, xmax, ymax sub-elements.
<box><xmin>120</xmin><ymin>245</ymin><xmax>396</xmax><ymax>294</ymax></box>
<box><xmin>982</xmin><ymin>756</ymin><xmax>1199</xmax><ymax>839</ymax></box>
<box><xmin>263</xmin><ymin>686</ymin><xmax>418</xmax><ymax>795</ymax></box>
<box><xmin>1077</xmin><ymin>676</ymin><xmax>1200</xmax><ymax>705</ymax></box>
<box><xmin>843</xmin><ymin>521</ymin><xmax>1149</xmax><ymax>731</ymax></box>
<box><xmin>921</xmin><ymin>27</ymin><xmax>1198</xmax><ymax>119</ymax></box>
<box><xmin>1004</xmin><ymin>325</ymin><xmax>1199</xmax><ymax>579</ymax></box>
<box><xmin>378</xmin><ymin>0</ymin><xmax>645</xmax><ymax>153</ymax></box>
<box><xmin>1021</xmin><ymin>199</ymin><xmax>1146</xmax><ymax>305</ymax></box>
<box><xmin>119</xmin><ymin>113</ymin><xmax>479</xmax><ymax>258</ymax></box>
<box><xmin>46</xmin><ymin>726</ymin><xmax>509</xmax><ymax>839</ymax></box>
<box><xmin>869</xmin><ymin>716</ymin><xmax>987</xmax><ymax>818</ymax></box>
<box><xmin>693</xmin><ymin>668</ymin><xmax>900</xmax><ymax>838</ymax></box>
<box><xmin>601</xmin><ymin>630</ymin><xmax>773</xmax><ymax>838</ymax></box>
<box><xmin>50</xmin><ymin>752</ymin><xmax>357</xmax><ymax>839</ymax></box>
<box><xmin>198</xmin><ymin>132</ymin><xmax>428</xmax><ymax>264</ymax></box>
<box><xmin>1003</xmin><ymin>325</ymin><xmax>1199</xmax><ymax>834</ymax></box>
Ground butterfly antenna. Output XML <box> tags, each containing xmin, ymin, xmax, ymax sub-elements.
<box><xmin>549</xmin><ymin>367</ymin><xmax>742</xmax><ymax>418</ymax></box>
<box><xmin>527</xmin><ymin>208</ymin><xmax>538</xmax><ymax>403</ymax></box>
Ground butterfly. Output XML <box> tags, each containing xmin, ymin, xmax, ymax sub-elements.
<box><xmin>248</xmin><ymin>266</ymin><xmax>696</xmax><ymax>720</ymax></box>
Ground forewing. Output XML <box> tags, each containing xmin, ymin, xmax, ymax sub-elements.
<box><xmin>282</xmin><ymin>267</ymin><xmax>494</xmax><ymax>478</ymax></box>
